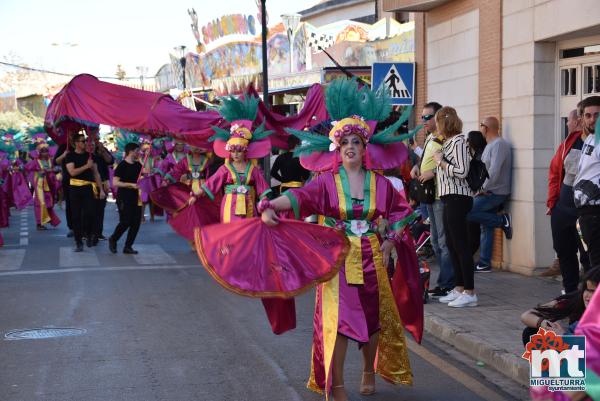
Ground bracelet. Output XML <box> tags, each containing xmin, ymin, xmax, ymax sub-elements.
<box><xmin>385</xmin><ymin>231</ymin><xmax>399</xmax><ymax>243</ymax></box>
<box><xmin>257</xmin><ymin>199</ymin><xmax>274</xmax><ymax>214</ymax></box>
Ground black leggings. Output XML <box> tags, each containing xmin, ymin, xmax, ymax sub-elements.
<box><xmin>442</xmin><ymin>195</ymin><xmax>475</xmax><ymax>290</ymax></box>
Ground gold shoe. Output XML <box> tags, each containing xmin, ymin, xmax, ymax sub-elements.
<box><xmin>331</xmin><ymin>384</ymin><xmax>348</xmax><ymax>401</ymax></box>
<box><xmin>359</xmin><ymin>371</ymin><xmax>376</xmax><ymax>396</ymax></box>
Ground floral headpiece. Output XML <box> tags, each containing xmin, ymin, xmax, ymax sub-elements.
<box><xmin>285</xmin><ymin>78</ymin><xmax>422</xmax><ymax>172</ymax></box>
<box><xmin>210</xmin><ymin>95</ymin><xmax>273</xmax><ymax>159</ymax></box>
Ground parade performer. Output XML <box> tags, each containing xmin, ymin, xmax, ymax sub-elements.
<box><xmin>193</xmin><ymin>79</ymin><xmax>423</xmax><ymax>401</ymax></box>
<box><xmin>190</xmin><ymin>95</ymin><xmax>273</xmax><ymax>223</ymax></box>
<box><xmin>259</xmin><ymin>79</ymin><xmax>424</xmax><ymax>400</ymax></box>
<box><xmin>138</xmin><ymin>136</ymin><xmax>164</xmax><ymax>222</ymax></box>
<box><xmin>25</xmin><ymin>133</ymin><xmax>61</xmax><ymax>230</ymax></box>
<box><xmin>109</xmin><ymin>142</ymin><xmax>143</xmax><ymax>254</ymax></box>
<box><xmin>65</xmin><ymin>132</ymin><xmax>105</xmax><ymax>251</ymax></box>
<box><xmin>150</xmin><ymin>144</ymin><xmax>217</xmax><ymax>242</ymax></box>
<box><xmin>157</xmin><ymin>140</ymin><xmax>188</xmax><ymax>182</ymax></box>
<box><xmin>1</xmin><ymin>129</ymin><xmax>31</xmax><ymax>210</ymax></box>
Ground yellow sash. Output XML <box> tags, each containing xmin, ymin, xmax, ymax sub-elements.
<box><xmin>35</xmin><ymin>160</ymin><xmax>51</xmax><ymax>224</ymax></box>
<box><xmin>280</xmin><ymin>181</ymin><xmax>303</xmax><ymax>191</ymax></box>
<box><xmin>70</xmin><ymin>178</ymin><xmax>99</xmax><ymax>197</ymax></box>
<box><xmin>223</xmin><ymin>161</ymin><xmax>254</xmax><ymax>220</ymax></box>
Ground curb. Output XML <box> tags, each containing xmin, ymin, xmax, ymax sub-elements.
<box><xmin>424</xmin><ymin>313</ymin><xmax>530</xmax><ymax>387</ymax></box>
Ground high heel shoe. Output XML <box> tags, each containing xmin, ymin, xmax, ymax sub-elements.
<box><xmin>331</xmin><ymin>384</ymin><xmax>348</xmax><ymax>401</ymax></box>
<box><xmin>360</xmin><ymin>371</ymin><xmax>376</xmax><ymax>395</ymax></box>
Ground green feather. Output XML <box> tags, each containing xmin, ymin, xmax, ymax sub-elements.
<box><xmin>219</xmin><ymin>96</ymin><xmax>259</xmax><ymax>122</ymax></box>
<box><xmin>285</xmin><ymin>127</ymin><xmax>331</xmax><ymax>156</ymax></box>
<box><xmin>325</xmin><ymin>78</ymin><xmax>360</xmax><ymax>121</ymax></box>
<box><xmin>357</xmin><ymin>84</ymin><xmax>391</xmax><ymax>121</ymax></box>
<box><xmin>209</xmin><ymin>125</ymin><xmax>231</xmax><ymax>142</ymax></box>
<box><xmin>252</xmin><ymin>121</ymin><xmax>274</xmax><ymax>141</ymax></box>
<box><xmin>370</xmin><ymin>124</ymin><xmax>423</xmax><ymax>145</ymax></box>
<box><xmin>369</xmin><ymin>106</ymin><xmax>414</xmax><ymax>144</ymax></box>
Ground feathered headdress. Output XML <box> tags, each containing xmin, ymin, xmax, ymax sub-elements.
<box><xmin>209</xmin><ymin>95</ymin><xmax>273</xmax><ymax>159</ymax></box>
<box><xmin>26</xmin><ymin>126</ymin><xmax>54</xmax><ymax>154</ymax></box>
<box><xmin>115</xmin><ymin>129</ymin><xmax>140</xmax><ymax>154</ymax></box>
<box><xmin>285</xmin><ymin>78</ymin><xmax>422</xmax><ymax>171</ymax></box>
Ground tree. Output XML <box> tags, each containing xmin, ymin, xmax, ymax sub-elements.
<box><xmin>116</xmin><ymin>64</ymin><xmax>126</xmax><ymax>80</ymax></box>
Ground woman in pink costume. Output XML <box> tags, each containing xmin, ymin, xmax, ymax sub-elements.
<box><xmin>25</xmin><ymin>135</ymin><xmax>61</xmax><ymax>230</ymax></box>
<box><xmin>260</xmin><ymin>78</ymin><xmax>424</xmax><ymax>401</ymax></box>
<box><xmin>150</xmin><ymin>144</ymin><xmax>217</xmax><ymax>242</ymax></box>
<box><xmin>191</xmin><ymin>96</ymin><xmax>273</xmax><ymax>223</ymax></box>
<box><xmin>138</xmin><ymin>137</ymin><xmax>163</xmax><ymax>222</ymax></box>
<box><xmin>1</xmin><ymin>129</ymin><xmax>31</xmax><ymax>210</ymax></box>
<box><xmin>157</xmin><ymin>140</ymin><xmax>188</xmax><ymax>181</ymax></box>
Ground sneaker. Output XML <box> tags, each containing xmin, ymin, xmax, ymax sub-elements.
<box><xmin>501</xmin><ymin>213</ymin><xmax>513</xmax><ymax>240</ymax></box>
<box><xmin>539</xmin><ymin>259</ymin><xmax>560</xmax><ymax>277</ymax></box>
<box><xmin>448</xmin><ymin>293</ymin><xmax>478</xmax><ymax>308</ymax></box>
<box><xmin>74</xmin><ymin>243</ymin><xmax>84</xmax><ymax>252</ymax></box>
<box><xmin>67</xmin><ymin>230</ymin><xmax>74</xmax><ymax>238</ymax></box>
<box><xmin>98</xmin><ymin>234</ymin><xmax>107</xmax><ymax>241</ymax></box>
<box><xmin>475</xmin><ymin>264</ymin><xmax>492</xmax><ymax>273</ymax></box>
<box><xmin>439</xmin><ymin>289</ymin><xmax>462</xmax><ymax>303</ymax></box>
<box><xmin>428</xmin><ymin>287</ymin><xmax>451</xmax><ymax>297</ymax></box>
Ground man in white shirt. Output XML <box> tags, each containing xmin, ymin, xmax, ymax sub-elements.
<box><xmin>573</xmin><ymin>95</ymin><xmax>600</xmax><ymax>267</ymax></box>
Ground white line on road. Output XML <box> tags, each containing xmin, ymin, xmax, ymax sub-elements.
<box><xmin>19</xmin><ymin>238</ymin><xmax>28</xmax><ymax>246</ymax></box>
<box><xmin>0</xmin><ymin>264</ymin><xmax>198</xmax><ymax>276</ymax></box>
<box><xmin>59</xmin><ymin>247</ymin><xmax>100</xmax><ymax>268</ymax></box>
<box><xmin>406</xmin><ymin>340</ymin><xmax>508</xmax><ymax>401</ymax></box>
<box><xmin>0</xmin><ymin>249</ymin><xmax>26</xmax><ymax>271</ymax></box>
<box><xmin>132</xmin><ymin>244</ymin><xmax>176</xmax><ymax>265</ymax></box>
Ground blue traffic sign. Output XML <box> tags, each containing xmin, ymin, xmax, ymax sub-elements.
<box><xmin>371</xmin><ymin>62</ymin><xmax>415</xmax><ymax>105</ymax></box>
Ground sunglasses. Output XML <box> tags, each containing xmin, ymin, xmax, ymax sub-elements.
<box><xmin>421</xmin><ymin>114</ymin><xmax>434</xmax><ymax>121</ymax></box>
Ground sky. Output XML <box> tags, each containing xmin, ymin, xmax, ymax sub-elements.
<box><xmin>0</xmin><ymin>0</ymin><xmax>320</xmax><ymax>80</ymax></box>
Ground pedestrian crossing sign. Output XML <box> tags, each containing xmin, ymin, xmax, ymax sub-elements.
<box><xmin>371</xmin><ymin>62</ymin><xmax>415</xmax><ymax>105</ymax></box>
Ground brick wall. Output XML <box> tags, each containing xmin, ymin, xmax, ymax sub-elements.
<box><xmin>478</xmin><ymin>0</ymin><xmax>502</xmax><ymax>125</ymax></box>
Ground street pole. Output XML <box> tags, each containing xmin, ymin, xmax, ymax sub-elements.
<box><xmin>260</xmin><ymin>0</ymin><xmax>271</xmax><ymax>185</ymax></box>
<box><xmin>180</xmin><ymin>57</ymin><xmax>186</xmax><ymax>89</ymax></box>
<box><xmin>261</xmin><ymin>0</ymin><xmax>269</xmax><ymax>109</ymax></box>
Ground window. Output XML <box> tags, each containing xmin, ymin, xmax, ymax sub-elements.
<box><xmin>583</xmin><ymin>64</ymin><xmax>600</xmax><ymax>94</ymax></box>
<box><xmin>562</xmin><ymin>117</ymin><xmax>568</xmax><ymax>139</ymax></box>
<box><xmin>561</xmin><ymin>68</ymin><xmax>577</xmax><ymax>96</ymax></box>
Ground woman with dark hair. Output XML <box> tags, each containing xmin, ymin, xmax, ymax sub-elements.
<box><xmin>520</xmin><ymin>266</ymin><xmax>600</xmax><ymax>345</ymax></box>
<box><xmin>467</xmin><ymin>130</ymin><xmax>487</xmax><ymax>159</ymax></box>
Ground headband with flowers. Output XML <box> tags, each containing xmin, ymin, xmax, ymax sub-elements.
<box><xmin>285</xmin><ymin>78</ymin><xmax>422</xmax><ymax>172</ymax></box>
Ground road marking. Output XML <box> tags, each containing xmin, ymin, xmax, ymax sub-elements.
<box><xmin>0</xmin><ymin>249</ymin><xmax>26</xmax><ymax>271</ymax></box>
<box><xmin>19</xmin><ymin>238</ymin><xmax>28</xmax><ymax>246</ymax></box>
<box><xmin>131</xmin><ymin>244</ymin><xmax>176</xmax><ymax>265</ymax></box>
<box><xmin>0</xmin><ymin>264</ymin><xmax>198</xmax><ymax>276</ymax></box>
<box><xmin>59</xmin><ymin>246</ymin><xmax>100</xmax><ymax>267</ymax></box>
<box><xmin>407</xmin><ymin>340</ymin><xmax>508</xmax><ymax>401</ymax></box>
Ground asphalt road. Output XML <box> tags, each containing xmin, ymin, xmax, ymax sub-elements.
<box><xmin>0</xmin><ymin>203</ymin><xmax>528</xmax><ymax>401</ymax></box>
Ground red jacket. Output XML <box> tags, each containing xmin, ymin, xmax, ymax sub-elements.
<box><xmin>547</xmin><ymin>130</ymin><xmax>583</xmax><ymax>211</ymax></box>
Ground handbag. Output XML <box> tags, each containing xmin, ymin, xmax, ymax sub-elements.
<box><xmin>409</xmin><ymin>178</ymin><xmax>435</xmax><ymax>204</ymax></box>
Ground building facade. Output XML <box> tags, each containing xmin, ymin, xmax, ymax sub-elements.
<box><xmin>383</xmin><ymin>0</ymin><xmax>600</xmax><ymax>275</ymax></box>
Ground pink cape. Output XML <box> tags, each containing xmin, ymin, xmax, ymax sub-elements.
<box><xmin>194</xmin><ymin>217</ymin><xmax>350</xmax><ymax>298</ymax></box>
<box><xmin>150</xmin><ymin>183</ymin><xmax>220</xmax><ymax>241</ymax></box>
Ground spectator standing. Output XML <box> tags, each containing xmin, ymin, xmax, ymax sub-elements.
<box><xmin>466</xmin><ymin>117</ymin><xmax>513</xmax><ymax>273</ymax></box>
<box><xmin>433</xmin><ymin>107</ymin><xmax>477</xmax><ymax>307</ymax></box>
<box><xmin>109</xmin><ymin>143</ymin><xmax>143</xmax><ymax>255</ymax></box>
<box><xmin>65</xmin><ymin>133</ymin><xmax>105</xmax><ymax>251</ymax></box>
<box><xmin>410</xmin><ymin>102</ymin><xmax>455</xmax><ymax>298</ymax></box>
<box><xmin>574</xmin><ymin>95</ymin><xmax>600</xmax><ymax>267</ymax></box>
<box><xmin>543</xmin><ymin>108</ymin><xmax>591</xmax><ymax>291</ymax></box>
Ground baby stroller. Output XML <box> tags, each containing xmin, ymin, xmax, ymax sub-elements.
<box><xmin>410</xmin><ymin>218</ymin><xmax>431</xmax><ymax>304</ymax></box>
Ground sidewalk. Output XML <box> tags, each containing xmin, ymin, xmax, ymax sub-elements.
<box><xmin>423</xmin><ymin>262</ymin><xmax>562</xmax><ymax>387</ymax></box>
